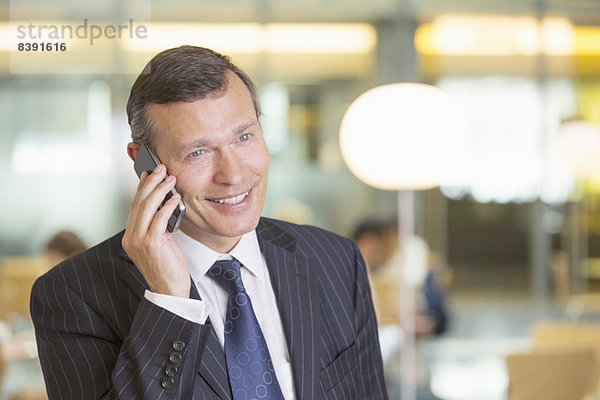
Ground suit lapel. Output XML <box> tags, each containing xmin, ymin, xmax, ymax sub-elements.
<box><xmin>118</xmin><ymin>246</ymin><xmax>231</xmax><ymax>399</ymax></box>
<box><xmin>257</xmin><ymin>218</ymin><xmax>321</xmax><ymax>399</ymax></box>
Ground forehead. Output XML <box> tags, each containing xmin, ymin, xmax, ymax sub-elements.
<box><xmin>148</xmin><ymin>73</ymin><xmax>258</xmax><ymax>149</ymax></box>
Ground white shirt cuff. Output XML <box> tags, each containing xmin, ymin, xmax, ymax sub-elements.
<box><xmin>144</xmin><ymin>290</ymin><xmax>211</xmax><ymax>324</ymax></box>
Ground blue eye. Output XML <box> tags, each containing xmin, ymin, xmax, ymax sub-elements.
<box><xmin>189</xmin><ymin>149</ymin><xmax>205</xmax><ymax>158</ymax></box>
<box><xmin>240</xmin><ymin>133</ymin><xmax>250</xmax><ymax>142</ymax></box>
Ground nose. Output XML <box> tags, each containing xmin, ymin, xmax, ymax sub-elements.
<box><xmin>213</xmin><ymin>150</ymin><xmax>244</xmax><ymax>186</ymax></box>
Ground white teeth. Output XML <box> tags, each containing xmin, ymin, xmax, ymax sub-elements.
<box><xmin>210</xmin><ymin>192</ymin><xmax>248</xmax><ymax>205</ymax></box>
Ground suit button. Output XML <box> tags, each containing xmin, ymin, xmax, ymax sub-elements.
<box><xmin>169</xmin><ymin>351</ymin><xmax>182</xmax><ymax>364</ymax></box>
<box><xmin>165</xmin><ymin>364</ymin><xmax>178</xmax><ymax>377</ymax></box>
<box><xmin>161</xmin><ymin>377</ymin><xmax>175</xmax><ymax>390</ymax></box>
<box><xmin>172</xmin><ymin>339</ymin><xmax>185</xmax><ymax>351</ymax></box>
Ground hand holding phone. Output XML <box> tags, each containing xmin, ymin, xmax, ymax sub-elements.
<box><xmin>122</xmin><ymin>143</ymin><xmax>191</xmax><ymax>298</ymax></box>
<box><xmin>134</xmin><ymin>144</ymin><xmax>186</xmax><ymax>233</ymax></box>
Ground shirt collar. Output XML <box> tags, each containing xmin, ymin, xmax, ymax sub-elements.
<box><xmin>172</xmin><ymin>229</ymin><xmax>265</xmax><ymax>285</ymax></box>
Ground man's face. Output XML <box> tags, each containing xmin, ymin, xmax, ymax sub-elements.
<box><xmin>148</xmin><ymin>71</ymin><xmax>269</xmax><ymax>252</ymax></box>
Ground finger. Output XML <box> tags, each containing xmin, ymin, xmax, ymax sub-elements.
<box><xmin>134</xmin><ymin>165</ymin><xmax>167</xmax><ymax>201</ymax></box>
<box><xmin>149</xmin><ymin>191</ymin><xmax>182</xmax><ymax>234</ymax></box>
<box><xmin>128</xmin><ymin>165</ymin><xmax>168</xmax><ymax>232</ymax></box>
<box><xmin>134</xmin><ymin>175</ymin><xmax>177</xmax><ymax>234</ymax></box>
<box><xmin>126</xmin><ymin>170</ymin><xmax>149</xmax><ymax>226</ymax></box>
<box><xmin>139</xmin><ymin>170</ymin><xmax>149</xmax><ymax>184</ymax></box>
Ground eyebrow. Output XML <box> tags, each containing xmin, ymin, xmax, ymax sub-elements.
<box><xmin>232</xmin><ymin>120</ymin><xmax>258</xmax><ymax>135</ymax></box>
<box><xmin>173</xmin><ymin>120</ymin><xmax>258</xmax><ymax>156</ymax></box>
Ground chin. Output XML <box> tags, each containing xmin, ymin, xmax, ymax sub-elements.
<box><xmin>223</xmin><ymin>215</ymin><xmax>261</xmax><ymax>236</ymax></box>
<box><xmin>193</xmin><ymin>213</ymin><xmax>261</xmax><ymax>238</ymax></box>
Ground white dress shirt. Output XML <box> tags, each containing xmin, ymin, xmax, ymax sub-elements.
<box><xmin>144</xmin><ymin>229</ymin><xmax>295</xmax><ymax>400</ymax></box>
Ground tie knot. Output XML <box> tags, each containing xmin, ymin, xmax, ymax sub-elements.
<box><xmin>207</xmin><ymin>259</ymin><xmax>245</xmax><ymax>295</ymax></box>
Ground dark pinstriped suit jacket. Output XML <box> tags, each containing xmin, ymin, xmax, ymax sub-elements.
<box><xmin>31</xmin><ymin>217</ymin><xmax>388</xmax><ymax>399</ymax></box>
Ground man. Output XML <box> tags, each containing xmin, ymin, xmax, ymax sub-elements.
<box><xmin>352</xmin><ymin>218</ymin><xmax>397</xmax><ymax>273</ymax></box>
<box><xmin>31</xmin><ymin>45</ymin><xmax>387</xmax><ymax>399</ymax></box>
<box><xmin>352</xmin><ymin>217</ymin><xmax>446</xmax><ymax>335</ymax></box>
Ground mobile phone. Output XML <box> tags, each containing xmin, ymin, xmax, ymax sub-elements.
<box><xmin>133</xmin><ymin>144</ymin><xmax>186</xmax><ymax>233</ymax></box>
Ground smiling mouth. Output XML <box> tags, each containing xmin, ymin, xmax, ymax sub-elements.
<box><xmin>207</xmin><ymin>192</ymin><xmax>249</xmax><ymax>205</ymax></box>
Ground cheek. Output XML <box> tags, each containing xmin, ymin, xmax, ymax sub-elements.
<box><xmin>257</xmin><ymin>155</ymin><xmax>269</xmax><ymax>175</ymax></box>
<box><xmin>253</xmin><ymin>143</ymin><xmax>270</xmax><ymax>174</ymax></box>
<box><xmin>234</xmin><ymin>145</ymin><xmax>268</xmax><ymax>177</ymax></box>
<box><xmin>173</xmin><ymin>167</ymin><xmax>210</xmax><ymax>197</ymax></box>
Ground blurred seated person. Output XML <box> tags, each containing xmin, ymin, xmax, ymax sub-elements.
<box><xmin>0</xmin><ymin>230</ymin><xmax>85</xmax><ymax>332</ymax></box>
<box><xmin>0</xmin><ymin>231</ymin><xmax>85</xmax><ymax>400</ymax></box>
<box><xmin>352</xmin><ymin>218</ymin><xmax>450</xmax><ymax>337</ymax></box>
<box><xmin>43</xmin><ymin>230</ymin><xmax>87</xmax><ymax>268</ymax></box>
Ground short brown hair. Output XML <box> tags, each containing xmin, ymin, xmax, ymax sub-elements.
<box><xmin>126</xmin><ymin>45</ymin><xmax>261</xmax><ymax>149</ymax></box>
<box><xmin>45</xmin><ymin>231</ymin><xmax>87</xmax><ymax>258</ymax></box>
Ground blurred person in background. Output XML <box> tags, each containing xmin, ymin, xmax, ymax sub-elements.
<box><xmin>352</xmin><ymin>217</ymin><xmax>405</xmax><ymax>362</ymax></box>
<box><xmin>30</xmin><ymin>45</ymin><xmax>387</xmax><ymax>400</ymax></box>
<box><xmin>0</xmin><ymin>230</ymin><xmax>85</xmax><ymax>334</ymax></box>
<box><xmin>353</xmin><ymin>217</ymin><xmax>450</xmax><ymax>400</ymax></box>
<box><xmin>423</xmin><ymin>252</ymin><xmax>451</xmax><ymax>337</ymax></box>
<box><xmin>352</xmin><ymin>218</ymin><xmax>397</xmax><ymax>276</ymax></box>
<box><xmin>42</xmin><ymin>230</ymin><xmax>87</xmax><ymax>268</ymax></box>
<box><xmin>353</xmin><ymin>217</ymin><xmax>450</xmax><ymax>337</ymax></box>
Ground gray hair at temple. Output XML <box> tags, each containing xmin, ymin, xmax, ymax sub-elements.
<box><xmin>126</xmin><ymin>45</ymin><xmax>261</xmax><ymax>150</ymax></box>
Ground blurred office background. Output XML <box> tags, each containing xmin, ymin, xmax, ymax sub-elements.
<box><xmin>2</xmin><ymin>0</ymin><xmax>600</xmax><ymax>399</ymax></box>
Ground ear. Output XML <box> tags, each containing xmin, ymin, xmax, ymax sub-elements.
<box><xmin>127</xmin><ymin>142</ymin><xmax>141</xmax><ymax>162</ymax></box>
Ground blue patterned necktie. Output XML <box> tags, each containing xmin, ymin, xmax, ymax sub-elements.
<box><xmin>208</xmin><ymin>259</ymin><xmax>285</xmax><ymax>400</ymax></box>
